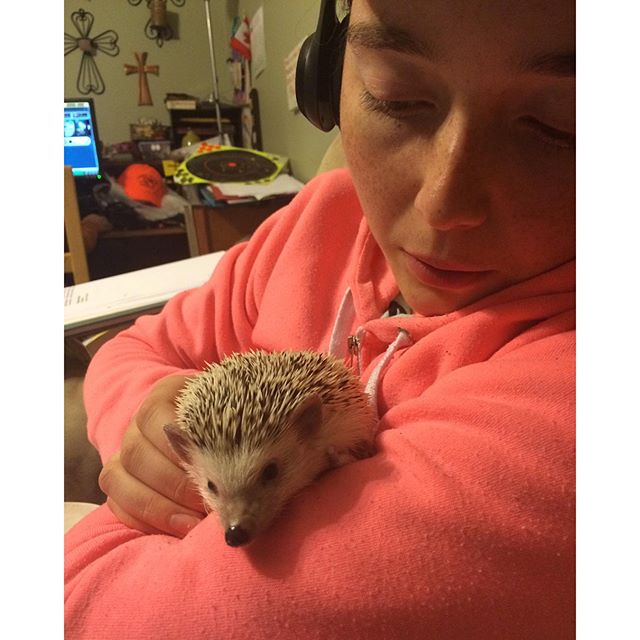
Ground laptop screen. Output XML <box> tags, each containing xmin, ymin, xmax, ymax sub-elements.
<box><xmin>64</xmin><ymin>98</ymin><xmax>102</xmax><ymax>178</ymax></box>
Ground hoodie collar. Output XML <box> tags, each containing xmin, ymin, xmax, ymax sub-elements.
<box><xmin>348</xmin><ymin>216</ymin><xmax>399</xmax><ymax>321</ymax></box>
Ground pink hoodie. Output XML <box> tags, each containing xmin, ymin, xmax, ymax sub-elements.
<box><xmin>66</xmin><ymin>169</ymin><xmax>575</xmax><ymax>639</ymax></box>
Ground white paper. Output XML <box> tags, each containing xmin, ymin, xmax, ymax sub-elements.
<box><xmin>251</xmin><ymin>6</ymin><xmax>267</xmax><ymax>79</ymax></box>
<box><xmin>64</xmin><ymin>252</ymin><xmax>225</xmax><ymax>330</ymax></box>
<box><xmin>213</xmin><ymin>174</ymin><xmax>304</xmax><ymax>200</ymax></box>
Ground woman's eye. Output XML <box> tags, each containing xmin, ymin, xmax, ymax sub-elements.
<box><xmin>261</xmin><ymin>462</ymin><xmax>279</xmax><ymax>484</ymax></box>
<box><xmin>360</xmin><ymin>90</ymin><xmax>433</xmax><ymax>119</ymax></box>
<box><xmin>521</xmin><ymin>116</ymin><xmax>575</xmax><ymax>150</ymax></box>
<box><xmin>207</xmin><ymin>480</ymin><xmax>218</xmax><ymax>495</ymax></box>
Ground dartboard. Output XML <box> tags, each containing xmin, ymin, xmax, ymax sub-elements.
<box><xmin>173</xmin><ymin>145</ymin><xmax>285</xmax><ymax>185</ymax></box>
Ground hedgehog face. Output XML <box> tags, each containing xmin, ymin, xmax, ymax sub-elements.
<box><xmin>188</xmin><ymin>429</ymin><xmax>329</xmax><ymax>546</ymax></box>
<box><xmin>165</xmin><ymin>406</ymin><xmax>332</xmax><ymax>547</ymax></box>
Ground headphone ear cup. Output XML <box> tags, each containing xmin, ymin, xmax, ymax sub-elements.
<box><xmin>296</xmin><ymin>33</ymin><xmax>331</xmax><ymax>131</ymax></box>
<box><xmin>295</xmin><ymin>1</ymin><xmax>348</xmax><ymax>132</ymax></box>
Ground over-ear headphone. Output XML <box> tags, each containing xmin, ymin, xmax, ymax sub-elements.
<box><xmin>296</xmin><ymin>0</ymin><xmax>349</xmax><ymax>132</ymax></box>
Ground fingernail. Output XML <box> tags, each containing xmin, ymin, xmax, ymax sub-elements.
<box><xmin>170</xmin><ymin>514</ymin><xmax>202</xmax><ymax>536</ymax></box>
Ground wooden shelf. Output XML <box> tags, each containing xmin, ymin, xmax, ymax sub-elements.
<box><xmin>88</xmin><ymin>226</ymin><xmax>190</xmax><ymax>280</ymax></box>
<box><xmin>168</xmin><ymin>103</ymin><xmax>244</xmax><ymax>148</ymax></box>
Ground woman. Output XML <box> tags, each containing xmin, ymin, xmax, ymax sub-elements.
<box><xmin>65</xmin><ymin>0</ymin><xmax>575</xmax><ymax>637</ymax></box>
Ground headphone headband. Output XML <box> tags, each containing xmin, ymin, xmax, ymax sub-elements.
<box><xmin>295</xmin><ymin>0</ymin><xmax>349</xmax><ymax>132</ymax></box>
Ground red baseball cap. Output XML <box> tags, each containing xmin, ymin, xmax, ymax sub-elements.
<box><xmin>118</xmin><ymin>163</ymin><xmax>166</xmax><ymax>207</ymax></box>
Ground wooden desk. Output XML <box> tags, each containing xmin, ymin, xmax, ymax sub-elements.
<box><xmin>191</xmin><ymin>195</ymin><xmax>294</xmax><ymax>254</ymax></box>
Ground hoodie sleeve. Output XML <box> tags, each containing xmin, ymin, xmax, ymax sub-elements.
<box><xmin>67</xmin><ymin>326</ymin><xmax>574</xmax><ymax>640</ymax></box>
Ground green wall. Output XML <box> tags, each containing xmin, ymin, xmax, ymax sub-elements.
<box><xmin>64</xmin><ymin>0</ymin><xmax>337</xmax><ymax>182</ymax></box>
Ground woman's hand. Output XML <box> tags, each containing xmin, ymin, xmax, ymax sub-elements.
<box><xmin>99</xmin><ymin>374</ymin><xmax>206</xmax><ymax>537</ymax></box>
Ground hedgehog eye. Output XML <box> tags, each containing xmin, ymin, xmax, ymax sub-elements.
<box><xmin>207</xmin><ymin>480</ymin><xmax>218</xmax><ymax>495</ymax></box>
<box><xmin>261</xmin><ymin>462</ymin><xmax>279</xmax><ymax>484</ymax></box>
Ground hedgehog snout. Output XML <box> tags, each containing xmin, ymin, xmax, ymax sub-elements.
<box><xmin>225</xmin><ymin>524</ymin><xmax>251</xmax><ymax>547</ymax></box>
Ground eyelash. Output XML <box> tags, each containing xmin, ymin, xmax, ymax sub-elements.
<box><xmin>520</xmin><ymin>116</ymin><xmax>575</xmax><ymax>150</ymax></box>
<box><xmin>360</xmin><ymin>90</ymin><xmax>430</xmax><ymax>119</ymax></box>
<box><xmin>360</xmin><ymin>90</ymin><xmax>574</xmax><ymax>150</ymax></box>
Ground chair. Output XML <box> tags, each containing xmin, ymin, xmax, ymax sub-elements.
<box><xmin>315</xmin><ymin>133</ymin><xmax>346</xmax><ymax>175</ymax></box>
<box><xmin>64</xmin><ymin>165</ymin><xmax>90</xmax><ymax>284</ymax></box>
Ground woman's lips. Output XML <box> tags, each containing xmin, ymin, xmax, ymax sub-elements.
<box><xmin>403</xmin><ymin>251</ymin><xmax>494</xmax><ymax>290</ymax></box>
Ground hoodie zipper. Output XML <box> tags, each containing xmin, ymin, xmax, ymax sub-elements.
<box><xmin>347</xmin><ymin>333</ymin><xmax>361</xmax><ymax>375</ymax></box>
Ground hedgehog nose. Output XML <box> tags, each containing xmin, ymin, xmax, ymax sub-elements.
<box><xmin>225</xmin><ymin>525</ymin><xmax>251</xmax><ymax>547</ymax></box>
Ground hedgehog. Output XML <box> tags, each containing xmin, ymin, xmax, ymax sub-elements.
<box><xmin>164</xmin><ymin>350</ymin><xmax>378</xmax><ymax>547</ymax></box>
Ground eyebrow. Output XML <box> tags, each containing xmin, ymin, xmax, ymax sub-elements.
<box><xmin>346</xmin><ymin>23</ymin><xmax>433</xmax><ymax>58</ymax></box>
<box><xmin>518</xmin><ymin>52</ymin><xmax>575</xmax><ymax>77</ymax></box>
<box><xmin>347</xmin><ymin>22</ymin><xmax>575</xmax><ymax>79</ymax></box>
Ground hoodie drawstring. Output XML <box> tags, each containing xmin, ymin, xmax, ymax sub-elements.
<box><xmin>364</xmin><ymin>328</ymin><xmax>413</xmax><ymax>416</ymax></box>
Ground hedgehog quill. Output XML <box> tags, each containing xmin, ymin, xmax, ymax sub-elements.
<box><xmin>164</xmin><ymin>350</ymin><xmax>378</xmax><ymax>547</ymax></box>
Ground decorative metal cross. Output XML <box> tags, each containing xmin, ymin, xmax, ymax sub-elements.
<box><xmin>124</xmin><ymin>52</ymin><xmax>159</xmax><ymax>106</ymax></box>
<box><xmin>64</xmin><ymin>9</ymin><xmax>120</xmax><ymax>95</ymax></box>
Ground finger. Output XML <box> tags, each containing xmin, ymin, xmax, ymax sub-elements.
<box><xmin>99</xmin><ymin>456</ymin><xmax>204</xmax><ymax>537</ymax></box>
<box><xmin>105</xmin><ymin>497</ymin><xmax>165</xmax><ymax>536</ymax></box>
<box><xmin>135</xmin><ymin>375</ymin><xmax>192</xmax><ymax>463</ymax></box>
<box><xmin>105</xmin><ymin>497</ymin><xmax>201</xmax><ymax>539</ymax></box>
<box><xmin>120</xmin><ymin>425</ymin><xmax>204</xmax><ymax>513</ymax></box>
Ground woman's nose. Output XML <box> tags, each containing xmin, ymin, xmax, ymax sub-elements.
<box><xmin>413</xmin><ymin>110</ymin><xmax>492</xmax><ymax>231</ymax></box>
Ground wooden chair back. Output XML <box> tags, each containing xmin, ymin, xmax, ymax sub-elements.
<box><xmin>64</xmin><ymin>166</ymin><xmax>90</xmax><ymax>284</ymax></box>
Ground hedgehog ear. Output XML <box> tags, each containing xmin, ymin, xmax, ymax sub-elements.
<box><xmin>164</xmin><ymin>424</ymin><xmax>193</xmax><ymax>464</ymax></box>
<box><xmin>288</xmin><ymin>394</ymin><xmax>323</xmax><ymax>440</ymax></box>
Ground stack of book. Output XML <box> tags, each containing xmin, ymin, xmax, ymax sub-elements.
<box><xmin>164</xmin><ymin>93</ymin><xmax>198</xmax><ymax>110</ymax></box>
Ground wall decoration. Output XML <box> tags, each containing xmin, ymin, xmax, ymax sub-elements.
<box><xmin>124</xmin><ymin>52</ymin><xmax>159</xmax><ymax>106</ymax></box>
<box><xmin>173</xmin><ymin>144</ymin><xmax>285</xmax><ymax>186</ymax></box>
<box><xmin>128</xmin><ymin>0</ymin><xmax>186</xmax><ymax>47</ymax></box>
<box><xmin>64</xmin><ymin>9</ymin><xmax>120</xmax><ymax>95</ymax></box>
<box><xmin>229</xmin><ymin>15</ymin><xmax>252</xmax><ymax>105</ymax></box>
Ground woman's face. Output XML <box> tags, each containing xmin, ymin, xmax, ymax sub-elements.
<box><xmin>340</xmin><ymin>0</ymin><xmax>575</xmax><ymax>315</ymax></box>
